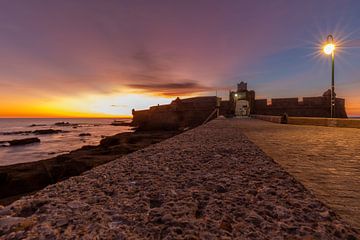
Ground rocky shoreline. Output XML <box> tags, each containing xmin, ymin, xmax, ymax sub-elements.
<box><xmin>0</xmin><ymin>118</ymin><xmax>358</xmax><ymax>239</ymax></box>
<box><xmin>0</xmin><ymin>129</ymin><xmax>180</xmax><ymax>205</ymax></box>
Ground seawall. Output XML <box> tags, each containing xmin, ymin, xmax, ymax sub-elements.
<box><xmin>0</xmin><ymin>118</ymin><xmax>358</xmax><ymax>239</ymax></box>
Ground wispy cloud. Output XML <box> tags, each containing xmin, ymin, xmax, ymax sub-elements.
<box><xmin>127</xmin><ymin>81</ymin><xmax>212</xmax><ymax>96</ymax></box>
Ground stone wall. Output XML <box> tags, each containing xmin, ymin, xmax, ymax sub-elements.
<box><xmin>254</xmin><ymin>96</ymin><xmax>347</xmax><ymax>118</ymax></box>
<box><xmin>132</xmin><ymin>96</ymin><xmax>219</xmax><ymax>130</ymax></box>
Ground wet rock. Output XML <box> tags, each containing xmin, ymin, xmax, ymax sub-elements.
<box><xmin>8</xmin><ymin>138</ymin><xmax>40</xmax><ymax>146</ymax></box>
<box><xmin>79</xmin><ymin>133</ymin><xmax>91</xmax><ymax>137</ymax></box>
<box><xmin>1</xmin><ymin>131</ymin><xmax>32</xmax><ymax>135</ymax></box>
<box><xmin>111</xmin><ymin>120</ymin><xmax>132</xmax><ymax>126</ymax></box>
<box><xmin>54</xmin><ymin>122</ymin><xmax>71</xmax><ymax>126</ymax></box>
<box><xmin>32</xmin><ymin>129</ymin><xmax>62</xmax><ymax>135</ymax></box>
<box><xmin>28</xmin><ymin>124</ymin><xmax>46</xmax><ymax>127</ymax></box>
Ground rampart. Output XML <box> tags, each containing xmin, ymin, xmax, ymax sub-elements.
<box><xmin>254</xmin><ymin>96</ymin><xmax>347</xmax><ymax>118</ymax></box>
<box><xmin>132</xmin><ymin>84</ymin><xmax>348</xmax><ymax>129</ymax></box>
<box><xmin>132</xmin><ymin>96</ymin><xmax>219</xmax><ymax>130</ymax></box>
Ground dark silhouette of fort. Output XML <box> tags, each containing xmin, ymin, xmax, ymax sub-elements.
<box><xmin>132</xmin><ymin>82</ymin><xmax>347</xmax><ymax>129</ymax></box>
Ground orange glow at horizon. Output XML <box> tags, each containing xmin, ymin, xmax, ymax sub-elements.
<box><xmin>0</xmin><ymin>92</ymin><xmax>193</xmax><ymax>118</ymax></box>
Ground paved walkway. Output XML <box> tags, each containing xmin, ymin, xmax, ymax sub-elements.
<box><xmin>0</xmin><ymin>118</ymin><xmax>358</xmax><ymax>239</ymax></box>
<box><xmin>236</xmin><ymin>118</ymin><xmax>360</xmax><ymax>230</ymax></box>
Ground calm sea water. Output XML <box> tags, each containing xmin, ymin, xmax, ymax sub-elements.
<box><xmin>0</xmin><ymin>118</ymin><xmax>132</xmax><ymax>166</ymax></box>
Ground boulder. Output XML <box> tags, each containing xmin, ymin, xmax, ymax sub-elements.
<box><xmin>32</xmin><ymin>129</ymin><xmax>62</xmax><ymax>135</ymax></box>
<box><xmin>8</xmin><ymin>138</ymin><xmax>40</xmax><ymax>146</ymax></box>
<box><xmin>54</xmin><ymin>122</ymin><xmax>71</xmax><ymax>126</ymax></box>
<box><xmin>79</xmin><ymin>133</ymin><xmax>91</xmax><ymax>137</ymax></box>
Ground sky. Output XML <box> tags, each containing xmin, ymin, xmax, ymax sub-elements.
<box><xmin>1</xmin><ymin>0</ymin><xmax>360</xmax><ymax>117</ymax></box>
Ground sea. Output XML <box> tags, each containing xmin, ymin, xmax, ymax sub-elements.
<box><xmin>0</xmin><ymin>118</ymin><xmax>132</xmax><ymax>166</ymax></box>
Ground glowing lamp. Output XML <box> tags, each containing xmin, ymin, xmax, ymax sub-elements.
<box><xmin>324</xmin><ymin>43</ymin><xmax>335</xmax><ymax>55</ymax></box>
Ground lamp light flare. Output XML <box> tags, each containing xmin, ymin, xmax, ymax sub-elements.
<box><xmin>324</xmin><ymin>43</ymin><xmax>335</xmax><ymax>55</ymax></box>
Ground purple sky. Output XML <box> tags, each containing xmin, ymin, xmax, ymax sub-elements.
<box><xmin>1</xmin><ymin>0</ymin><xmax>360</xmax><ymax>116</ymax></box>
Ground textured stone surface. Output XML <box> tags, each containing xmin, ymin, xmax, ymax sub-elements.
<box><xmin>236</xmin><ymin>118</ymin><xmax>360</xmax><ymax>230</ymax></box>
<box><xmin>0</xmin><ymin>118</ymin><xmax>358</xmax><ymax>239</ymax></box>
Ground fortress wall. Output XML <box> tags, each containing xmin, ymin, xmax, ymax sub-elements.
<box><xmin>255</xmin><ymin>99</ymin><xmax>267</xmax><ymax>109</ymax></box>
<box><xmin>132</xmin><ymin>97</ymin><xmax>219</xmax><ymax>130</ymax></box>
<box><xmin>303</xmin><ymin>97</ymin><xmax>325</xmax><ymax>106</ymax></box>
<box><xmin>253</xmin><ymin>96</ymin><xmax>347</xmax><ymax>118</ymax></box>
<box><xmin>271</xmin><ymin>98</ymin><xmax>299</xmax><ymax>107</ymax></box>
<box><xmin>219</xmin><ymin>100</ymin><xmax>231</xmax><ymax>116</ymax></box>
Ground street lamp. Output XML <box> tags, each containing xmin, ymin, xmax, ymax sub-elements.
<box><xmin>323</xmin><ymin>34</ymin><xmax>335</xmax><ymax>118</ymax></box>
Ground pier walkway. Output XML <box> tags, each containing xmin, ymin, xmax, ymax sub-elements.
<box><xmin>0</xmin><ymin>118</ymin><xmax>358</xmax><ymax>239</ymax></box>
<box><xmin>236</xmin><ymin>118</ymin><xmax>360</xmax><ymax>230</ymax></box>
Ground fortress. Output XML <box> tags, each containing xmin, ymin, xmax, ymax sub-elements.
<box><xmin>132</xmin><ymin>82</ymin><xmax>347</xmax><ymax>129</ymax></box>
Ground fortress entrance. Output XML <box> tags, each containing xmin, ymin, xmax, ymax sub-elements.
<box><xmin>235</xmin><ymin>100</ymin><xmax>250</xmax><ymax>116</ymax></box>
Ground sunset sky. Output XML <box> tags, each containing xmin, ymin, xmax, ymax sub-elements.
<box><xmin>1</xmin><ymin>0</ymin><xmax>360</xmax><ymax>117</ymax></box>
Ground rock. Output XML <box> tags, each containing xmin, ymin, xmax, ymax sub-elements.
<box><xmin>245</xmin><ymin>211</ymin><xmax>263</xmax><ymax>227</ymax></box>
<box><xmin>0</xmin><ymin>206</ymin><xmax>12</xmax><ymax>216</ymax></box>
<box><xmin>8</xmin><ymin>138</ymin><xmax>40</xmax><ymax>146</ymax></box>
<box><xmin>0</xmin><ymin>130</ymin><xmax>179</xmax><ymax>206</ymax></box>
<box><xmin>215</xmin><ymin>185</ymin><xmax>227</xmax><ymax>193</ymax></box>
<box><xmin>32</xmin><ymin>129</ymin><xmax>62</xmax><ymax>135</ymax></box>
<box><xmin>219</xmin><ymin>216</ymin><xmax>234</xmax><ymax>233</ymax></box>
<box><xmin>0</xmin><ymin>142</ymin><xmax>10</xmax><ymax>147</ymax></box>
<box><xmin>1</xmin><ymin>131</ymin><xmax>32</xmax><ymax>135</ymax></box>
<box><xmin>111</xmin><ymin>120</ymin><xmax>132</xmax><ymax>126</ymax></box>
<box><xmin>0</xmin><ymin>216</ymin><xmax>27</xmax><ymax>235</ymax></box>
<box><xmin>28</xmin><ymin>124</ymin><xmax>46</xmax><ymax>127</ymax></box>
<box><xmin>54</xmin><ymin>122</ymin><xmax>71</xmax><ymax>126</ymax></box>
<box><xmin>55</xmin><ymin>218</ymin><xmax>69</xmax><ymax>227</ymax></box>
<box><xmin>67</xmin><ymin>201</ymin><xmax>88</xmax><ymax>209</ymax></box>
<box><xmin>319</xmin><ymin>210</ymin><xmax>330</xmax><ymax>219</ymax></box>
<box><xmin>79</xmin><ymin>133</ymin><xmax>91</xmax><ymax>137</ymax></box>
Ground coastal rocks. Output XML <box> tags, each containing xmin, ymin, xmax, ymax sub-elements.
<box><xmin>0</xmin><ymin>130</ymin><xmax>180</xmax><ymax>205</ymax></box>
<box><xmin>111</xmin><ymin>120</ymin><xmax>132</xmax><ymax>126</ymax></box>
<box><xmin>1</xmin><ymin>131</ymin><xmax>32</xmax><ymax>135</ymax></box>
<box><xmin>32</xmin><ymin>129</ymin><xmax>62</xmax><ymax>135</ymax></box>
<box><xmin>8</xmin><ymin>138</ymin><xmax>40</xmax><ymax>146</ymax></box>
<box><xmin>79</xmin><ymin>133</ymin><xmax>91</xmax><ymax>137</ymax></box>
<box><xmin>54</xmin><ymin>122</ymin><xmax>71</xmax><ymax>126</ymax></box>
<box><xmin>28</xmin><ymin>124</ymin><xmax>46</xmax><ymax>127</ymax></box>
<box><xmin>1</xmin><ymin>129</ymin><xmax>63</xmax><ymax>136</ymax></box>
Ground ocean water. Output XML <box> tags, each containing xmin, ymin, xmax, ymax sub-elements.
<box><xmin>0</xmin><ymin>118</ymin><xmax>132</xmax><ymax>166</ymax></box>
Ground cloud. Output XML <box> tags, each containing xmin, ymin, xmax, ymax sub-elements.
<box><xmin>127</xmin><ymin>81</ymin><xmax>212</xmax><ymax>96</ymax></box>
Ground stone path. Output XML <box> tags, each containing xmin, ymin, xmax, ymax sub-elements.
<box><xmin>236</xmin><ymin>118</ymin><xmax>360</xmax><ymax>230</ymax></box>
<box><xmin>0</xmin><ymin>118</ymin><xmax>358</xmax><ymax>239</ymax></box>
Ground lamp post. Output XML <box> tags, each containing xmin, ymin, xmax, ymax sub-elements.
<box><xmin>323</xmin><ymin>34</ymin><xmax>335</xmax><ymax>118</ymax></box>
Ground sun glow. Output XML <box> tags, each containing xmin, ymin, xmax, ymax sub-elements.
<box><xmin>0</xmin><ymin>93</ymin><xmax>175</xmax><ymax>118</ymax></box>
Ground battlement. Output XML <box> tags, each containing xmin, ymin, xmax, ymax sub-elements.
<box><xmin>254</xmin><ymin>95</ymin><xmax>347</xmax><ymax>118</ymax></box>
